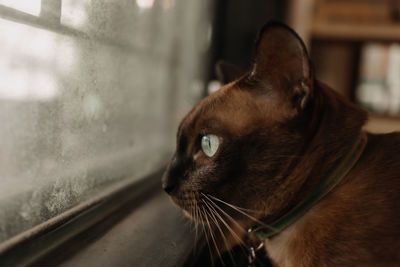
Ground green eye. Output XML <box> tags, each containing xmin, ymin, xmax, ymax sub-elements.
<box><xmin>201</xmin><ymin>134</ymin><xmax>219</xmax><ymax>157</ymax></box>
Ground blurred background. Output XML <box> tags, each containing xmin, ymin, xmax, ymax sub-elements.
<box><xmin>0</xmin><ymin>0</ymin><xmax>399</xmax><ymax>263</ymax></box>
<box><xmin>208</xmin><ymin>0</ymin><xmax>400</xmax><ymax>134</ymax></box>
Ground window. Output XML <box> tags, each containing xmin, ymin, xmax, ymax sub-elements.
<box><xmin>0</xmin><ymin>0</ymin><xmax>41</xmax><ymax>16</ymax></box>
<box><xmin>0</xmin><ymin>0</ymin><xmax>212</xmax><ymax>244</ymax></box>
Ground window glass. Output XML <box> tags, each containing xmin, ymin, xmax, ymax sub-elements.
<box><xmin>0</xmin><ymin>0</ymin><xmax>41</xmax><ymax>16</ymax></box>
<box><xmin>0</xmin><ymin>0</ymin><xmax>212</xmax><ymax>242</ymax></box>
<box><xmin>61</xmin><ymin>0</ymin><xmax>90</xmax><ymax>28</ymax></box>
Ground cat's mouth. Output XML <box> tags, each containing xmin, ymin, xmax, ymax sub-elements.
<box><xmin>171</xmin><ymin>190</ymin><xmax>228</xmax><ymax>224</ymax></box>
<box><xmin>174</xmin><ymin>190</ymin><xmax>250</xmax><ymax>250</ymax></box>
<box><xmin>172</xmin><ymin>190</ymin><xmax>244</xmax><ymax>226</ymax></box>
<box><xmin>171</xmin><ymin>190</ymin><xmax>205</xmax><ymax>221</ymax></box>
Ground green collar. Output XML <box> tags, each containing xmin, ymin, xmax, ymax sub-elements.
<box><xmin>252</xmin><ymin>132</ymin><xmax>368</xmax><ymax>240</ymax></box>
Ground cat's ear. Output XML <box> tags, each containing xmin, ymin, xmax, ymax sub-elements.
<box><xmin>251</xmin><ymin>21</ymin><xmax>314</xmax><ymax>110</ymax></box>
<box><xmin>215</xmin><ymin>60</ymin><xmax>245</xmax><ymax>85</ymax></box>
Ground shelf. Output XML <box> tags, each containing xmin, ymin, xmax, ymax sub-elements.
<box><xmin>311</xmin><ymin>22</ymin><xmax>400</xmax><ymax>41</ymax></box>
<box><xmin>364</xmin><ymin>115</ymin><xmax>400</xmax><ymax>133</ymax></box>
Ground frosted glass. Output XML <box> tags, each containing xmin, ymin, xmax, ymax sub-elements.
<box><xmin>0</xmin><ymin>0</ymin><xmax>41</xmax><ymax>16</ymax></box>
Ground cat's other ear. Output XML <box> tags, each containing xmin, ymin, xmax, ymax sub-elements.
<box><xmin>251</xmin><ymin>21</ymin><xmax>314</xmax><ymax>110</ymax></box>
<box><xmin>215</xmin><ymin>60</ymin><xmax>245</xmax><ymax>85</ymax></box>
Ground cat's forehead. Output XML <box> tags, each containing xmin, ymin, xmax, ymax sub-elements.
<box><xmin>178</xmin><ymin>85</ymin><xmax>265</xmax><ymax>137</ymax></box>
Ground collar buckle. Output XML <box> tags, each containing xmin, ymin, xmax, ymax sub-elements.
<box><xmin>246</xmin><ymin>227</ymin><xmax>266</xmax><ymax>266</ymax></box>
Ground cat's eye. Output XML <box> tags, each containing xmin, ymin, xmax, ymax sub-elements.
<box><xmin>201</xmin><ymin>134</ymin><xmax>219</xmax><ymax>157</ymax></box>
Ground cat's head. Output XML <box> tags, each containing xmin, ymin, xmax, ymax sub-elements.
<box><xmin>161</xmin><ymin>22</ymin><xmax>365</xmax><ymax>231</ymax></box>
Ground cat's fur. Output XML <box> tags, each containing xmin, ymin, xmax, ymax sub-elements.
<box><xmin>162</xmin><ymin>21</ymin><xmax>400</xmax><ymax>266</ymax></box>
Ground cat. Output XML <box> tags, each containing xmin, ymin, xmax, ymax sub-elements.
<box><xmin>162</xmin><ymin>21</ymin><xmax>400</xmax><ymax>267</ymax></box>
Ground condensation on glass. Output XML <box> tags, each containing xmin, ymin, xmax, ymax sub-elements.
<box><xmin>0</xmin><ymin>0</ymin><xmax>212</xmax><ymax>242</ymax></box>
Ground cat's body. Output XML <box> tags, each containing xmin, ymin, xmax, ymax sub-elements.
<box><xmin>266</xmin><ymin>132</ymin><xmax>400</xmax><ymax>266</ymax></box>
<box><xmin>162</xmin><ymin>22</ymin><xmax>400</xmax><ymax>266</ymax></box>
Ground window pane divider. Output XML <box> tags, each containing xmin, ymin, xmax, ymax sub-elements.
<box><xmin>40</xmin><ymin>0</ymin><xmax>61</xmax><ymax>23</ymax></box>
<box><xmin>0</xmin><ymin>4</ymin><xmax>144</xmax><ymax>54</ymax></box>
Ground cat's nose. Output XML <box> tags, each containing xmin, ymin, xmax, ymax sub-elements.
<box><xmin>162</xmin><ymin>154</ymin><xmax>183</xmax><ymax>195</ymax></box>
<box><xmin>162</xmin><ymin>175</ymin><xmax>177</xmax><ymax>195</ymax></box>
<box><xmin>161</xmin><ymin>169</ymin><xmax>178</xmax><ymax>195</ymax></box>
<box><xmin>162</xmin><ymin>184</ymin><xmax>175</xmax><ymax>194</ymax></box>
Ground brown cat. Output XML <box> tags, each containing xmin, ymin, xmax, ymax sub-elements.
<box><xmin>162</xmin><ymin>21</ymin><xmax>400</xmax><ymax>267</ymax></box>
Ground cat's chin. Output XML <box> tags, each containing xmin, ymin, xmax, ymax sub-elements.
<box><xmin>182</xmin><ymin>209</ymin><xmax>205</xmax><ymax>223</ymax></box>
<box><xmin>173</xmin><ymin>193</ymin><xmax>254</xmax><ymax>252</ymax></box>
<box><xmin>176</xmin><ymin>200</ymin><xmax>208</xmax><ymax>223</ymax></box>
<box><xmin>168</xmin><ymin>191</ymin><xmax>203</xmax><ymax>218</ymax></box>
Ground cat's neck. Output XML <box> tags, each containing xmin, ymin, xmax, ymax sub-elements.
<box><xmin>261</xmin><ymin>80</ymin><xmax>368</xmax><ymax>225</ymax></box>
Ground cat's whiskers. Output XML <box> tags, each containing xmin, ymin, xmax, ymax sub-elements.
<box><xmin>189</xmin><ymin>194</ymin><xmax>194</xmax><ymax>228</ymax></box>
<box><xmin>191</xmin><ymin>192</ymin><xmax>200</xmax><ymax>249</ymax></box>
<box><xmin>202</xmin><ymin>197</ymin><xmax>251</xmax><ymax>264</ymax></box>
<box><xmin>203</xmin><ymin>195</ymin><xmax>255</xmax><ymax>263</ymax></box>
<box><xmin>204</xmin><ymin>194</ymin><xmax>260</xmax><ymax>214</ymax></box>
<box><xmin>202</xmin><ymin>195</ymin><xmax>247</xmax><ymax>246</ymax></box>
<box><xmin>194</xmin><ymin>194</ymin><xmax>205</xmax><ymax>252</ymax></box>
<box><xmin>207</xmin><ymin>194</ymin><xmax>276</xmax><ymax>231</ymax></box>
<box><xmin>202</xmin><ymin>200</ymin><xmax>227</xmax><ymax>246</ymax></box>
<box><xmin>198</xmin><ymin>205</ymin><xmax>215</xmax><ymax>267</ymax></box>
<box><xmin>268</xmin><ymin>154</ymin><xmax>301</xmax><ymax>159</ymax></box>
<box><xmin>182</xmin><ymin>200</ymin><xmax>194</xmax><ymax>229</ymax></box>
<box><xmin>202</xmin><ymin>199</ymin><xmax>238</xmax><ymax>267</ymax></box>
<box><xmin>201</xmin><ymin>205</ymin><xmax>226</xmax><ymax>267</ymax></box>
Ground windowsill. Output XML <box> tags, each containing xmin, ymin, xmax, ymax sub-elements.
<box><xmin>56</xmin><ymin>190</ymin><xmax>196</xmax><ymax>267</ymax></box>
<box><xmin>0</xmin><ymin>171</ymin><xmax>199</xmax><ymax>267</ymax></box>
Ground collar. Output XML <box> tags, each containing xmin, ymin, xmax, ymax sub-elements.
<box><xmin>248</xmin><ymin>131</ymin><xmax>368</xmax><ymax>241</ymax></box>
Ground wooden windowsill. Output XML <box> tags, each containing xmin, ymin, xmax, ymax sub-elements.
<box><xmin>57</xmin><ymin>191</ymin><xmax>195</xmax><ymax>267</ymax></box>
<box><xmin>0</xmin><ymin>169</ymin><xmax>198</xmax><ymax>267</ymax></box>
